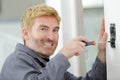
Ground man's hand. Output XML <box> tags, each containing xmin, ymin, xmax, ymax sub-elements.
<box><xmin>59</xmin><ymin>36</ymin><xmax>89</xmax><ymax>59</ymax></box>
<box><xmin>98</xmin><ymin>18</ymin><xmax>108</xmax><ymax>63</ymax></box>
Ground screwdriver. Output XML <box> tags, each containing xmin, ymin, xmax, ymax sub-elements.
<box><xmin>82</xmin><ymin>41</ymin><xmax>96</xmax><ymax>46</ymax></box>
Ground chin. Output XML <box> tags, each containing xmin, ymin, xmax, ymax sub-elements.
<box><xmin>42</xmin><ymin>49</ymin><xmax>55</xmax><ymax>57</ymax></box>
<box><xmin>48</xmin><ymin>52</ymin><xmax>54</xmax><ymax>56</ymax></box>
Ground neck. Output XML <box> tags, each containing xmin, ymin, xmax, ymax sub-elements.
<box><xmin>38</xmin><ymin>53</ymin><xmax>50</xmax><ymax>61</ymax></box>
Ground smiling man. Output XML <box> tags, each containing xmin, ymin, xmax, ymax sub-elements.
<box><xmin>0</xmin><ymin>4</ymin><xmax>107</xmax><ymax>80</ymax></box>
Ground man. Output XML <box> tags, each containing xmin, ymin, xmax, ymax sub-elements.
<box><xmin>0</xmin><ymin>4</ymin><xmax>107</xmax><ymax>80</ymax></box>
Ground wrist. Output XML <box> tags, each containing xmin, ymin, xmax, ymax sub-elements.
<box><xmin>97</xmin><ymin>50</ymin><xmax>106</xmax><ymax>63</ymax></box>
<box><xmin>59</xmin><ymin>51</ymin><xmax>70</xmax><ymax>59</ymax></box>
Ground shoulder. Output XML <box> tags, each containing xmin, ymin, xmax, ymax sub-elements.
<box><xmin>2</xmin><ymin>50</ymin><xmax>34</xmax><ymax>70</ymax></box>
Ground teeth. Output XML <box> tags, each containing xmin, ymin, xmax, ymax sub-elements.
<box><xmin>44</xmin><ymin>43</ymin><xmax>52</xmax><ymax>46</ymax></box>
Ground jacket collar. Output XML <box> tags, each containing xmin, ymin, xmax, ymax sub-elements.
<box><xmin>16</xmin><ymin>43</ymin><xmax>49</xmax><ymax>64</ymax></box>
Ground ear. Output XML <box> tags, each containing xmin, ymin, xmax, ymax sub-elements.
<box><xmin>22</xmin><ymin>28</ymin><xmax>29</xmax><ymax>41</ymax></box>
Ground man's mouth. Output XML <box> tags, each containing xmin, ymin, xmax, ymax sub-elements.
<box><xmin>44</xmin><ymin>42</ymin><xmax>54</xmax><ymax>48</ymax></box>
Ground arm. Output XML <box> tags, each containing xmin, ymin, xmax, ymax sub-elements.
<box><xmin>83</xmin><ymin>18</ymin><xmax>107</xmax><ymax>80</ymax></box>
<box><xmin>97</xmin><ymin>18</ymin><xmax>107</xmax><ymax>63</ymax></box>
<box><xmin>81</xmin><ymin>57</ymin><xmax>107</xmax><ymax>80</ymax></box>
<box><xmin>64</xmin><ymin>57</ymin><xmax>106</xmax><ymax>80</ymax></box>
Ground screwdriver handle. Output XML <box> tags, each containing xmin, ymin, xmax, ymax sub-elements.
<box><xmin>82</xmin><ymin>41</ymin><xmax>96</xmax><ymax>46</ymax></box>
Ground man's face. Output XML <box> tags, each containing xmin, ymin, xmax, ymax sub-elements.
<box><xmin>24</xmin><ymin>16</ymin><xmax>59</xmax><ymax>58</ymax></box>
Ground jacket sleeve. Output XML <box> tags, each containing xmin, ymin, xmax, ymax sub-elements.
<box><xmin>82</xmin><ymin>58</ymin><xmax>107</xmax><ymax>80</ymax></box>
<box><xmin>64</xmin><ymin>57</ymin><xmax>107</xmax><ymax>80</ymax></box>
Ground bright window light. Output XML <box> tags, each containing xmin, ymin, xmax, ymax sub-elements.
<box><xmin>82</xmin><ymin>0</ymin><xmax>103</xmax><ymax>8</ymax></box>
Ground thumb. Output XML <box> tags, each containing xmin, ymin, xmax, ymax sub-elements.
<box><xmin>102</xmin><ymin>32</ymin><xmax>108</xmax><ymax>42</ymax></box>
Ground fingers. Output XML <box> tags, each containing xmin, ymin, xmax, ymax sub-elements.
<box><xmin>98</xmin><ymin>32</ymin><xmax>108</xmax><ymax>52</ymax></box>
<box><xmin>73</xmin><ymin>36</ymin><xmax>89</xmax><ymax>42</ymax></box>
<box><xmin>102</xmin><ymin>32</ymin><xmax>108</xmax><ymax>42</ymax></box>
<box><xmin>99</xmin><ymin>32</ymin><xmax>108</xmax><ymax>43</ymax></box>
<box><xmin>73</xmin><ymin>36</ymin><xmax>90</xmax><ymax>48</ymax></box>
<box><xmin>60</xmin><ymin>36</ymin><xmax>87</xmax><ymax>59</ymax></box>
<box><xmin>99</xmin><ymin>18</ymin><xmax>105</xmax><ymax>39</ymax></box>
<box><xmin>75</xmin><ymin>46</ymin><xmax>85</xmax><ymax>56</ymax></box>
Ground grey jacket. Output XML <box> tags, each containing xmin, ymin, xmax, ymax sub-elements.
<box><xmin>0</xmin><ymin>43</ymin><xmax>106</xmax><ymax>80</ymax></box>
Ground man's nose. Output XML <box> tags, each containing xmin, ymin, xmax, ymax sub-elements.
<box><xmin>47</xmin><ymin>31</ymin><xmax>55</xmax><ymax>41</ymax></box>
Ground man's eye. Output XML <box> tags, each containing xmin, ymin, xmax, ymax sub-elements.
<box><xmin>53</xmin><ymin>29</ymin><xmax>59</xmax><ymax>33</ymax></box>
<box><xmin>40</xmin><ymin>28</ymin><xmax>48</xmax><ymax>31</ymax></box>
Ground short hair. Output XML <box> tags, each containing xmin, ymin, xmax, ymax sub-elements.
<box><xmin>21</xmin><ymin>4</ymin><xmax>61</xmax><ymax>31</ymax></box>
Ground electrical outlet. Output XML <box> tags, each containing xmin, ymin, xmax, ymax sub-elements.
<box><xmin>109</xmin><ymin>23</ymin><xmax>116</xmax><ymax>48</ymax></box>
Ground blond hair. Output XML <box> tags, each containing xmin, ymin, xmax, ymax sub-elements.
<box><xmin>21</xmin><ymin>4</ymin><xmax>61</xmax><ymax>31</ymax></box>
